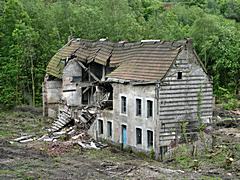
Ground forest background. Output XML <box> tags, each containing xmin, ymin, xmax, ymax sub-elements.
<box><xmin>0</xmin><ymin>0</ymin><xmax>239</xmax><ymax>109</ymax></box>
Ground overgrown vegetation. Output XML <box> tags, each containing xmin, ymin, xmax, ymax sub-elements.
<box><xmin>171</xmin><ymin>140</ymin><xmax>240</xmax><ymax>172</ymax></box>
<box><xmin>0</xmin><ymin>0</ymin><xmax>239</xmax><ymax>108</ymax></box>
<box><xmin>0</xmin><ymin>107</ymin><xmax>48</xmax><ymax>139</ymax></box>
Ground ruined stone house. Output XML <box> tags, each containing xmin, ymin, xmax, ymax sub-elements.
<box><xmin>43</xmin><ymin>38</ymin><xmax>213</xmax><ymax>157</ymax></box>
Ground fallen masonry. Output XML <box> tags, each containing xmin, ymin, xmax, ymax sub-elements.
<box><xmin>13</xmin><ymin>104</ymin><xmax>107</xmax><ymax>150</ymax></box>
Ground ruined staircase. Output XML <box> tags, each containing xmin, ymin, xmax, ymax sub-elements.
<box><xmin>74</xmin><ymin>108</ymin><xmax>97</xmax><ymax>130</ymax></box>
<box><xmin>49</xmin><ymin>104</ymin><xmax>98</xmax><ymax>133</ymax></box>
<box><xmin>49</xmin><ymin>106</ymin><xmax>72</xmax><ymax>132</ymax></box>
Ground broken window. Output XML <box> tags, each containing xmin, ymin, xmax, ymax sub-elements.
<box><xmin>177</xmin><ymin>72</ymin><xmax>182</xmax><ymax>79</ymax></box>
<box><xmin>82</xmin><ymin>63</ymin><xmax>89</xmax><ymax>81</ymax></box>
<box><xmin>98</xmin><ymin>120</ymin><xmax>103</xmax><ymax>134</ymax></box>
<box><xmin>136</xmin><ymin>128</ymin><xmax>142</xmax><ymax>145</ymax></box>
<box><xmin>71</xmin><ymin>76</ymin><xmax>81</xmax><ymax>82</ymax></box>
<box><xmin>136</xmin><ymin>98</ymin><xmax>142</xmax><ymax>116</ymax></box>
<box><xmin>147</xmin><ymin>130</ymin><xmax>153</xmax><ymax>148</ymax></box>
<box><xmin>147</xmin><ymin>100</ymin><xmax>153</xmax><ymax>118</ymax></box>
<box><xmin>121</xmin><ymin>96</ymin><xmax>127</xmax><ymax>114</ymax></box>
<box><xmin>107</xmin><ymin>121</ymin><xmax>112</xmax><ymax>137</ymax></box>
<box><xmin>82</xmin><ymin>88</ymin><xmax>89</xmax><ymax>105</ymax></box>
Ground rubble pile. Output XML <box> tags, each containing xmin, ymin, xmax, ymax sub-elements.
<box><xmin>48</xmin><ymin>105</ymin><xmax>72</xmax><ymax>132</ymax></box>
<box><xmin>213</xmin><ymin>108</ymin><xmax>240</xmax><ymax>128</ymax></box>
<box><xmin>13</xmin><ymin>103</ymin><xmax>107</xmax><ymax>151</ymax></box>
<box><xmin>13</xmin><ymin>126</ymin><xmax>107</xmax><ymax>150</ymax></box>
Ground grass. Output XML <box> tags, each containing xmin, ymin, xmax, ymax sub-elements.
<box><xmin>173</xmin><ymin>144</ymin><xmax>194</xmax><ymax>169</ymax></box>
<box><xmin>0</xmin><ymin>169</ymin><xmax>16</xmax><ymax>175</ymax></box>
<box><xmin>169</xmin><ymin>141</ymin><xmax>240</xmax><ymax>172</ymax></box>
<box><xmin>0</xmin><ymin>168</ymin><xmax>38</xmax><ymax>179</ymax></box>
<box><xmin>0</xmin><ymin>110</ymin><xmax>50</xmax><ymax>139</ymax></box>
<box><xmin>86</xmin><ymin>148</ymin><xmax>130</xmax><ymax>162</ymax></box>
<box><xmin>200</xmin><ymin>175</ymin><xmax>222</xmax><ymax>180</ymax></box>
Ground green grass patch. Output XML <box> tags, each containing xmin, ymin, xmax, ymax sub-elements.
<box><xmin>0</xmin><ymin>110</ymin><xmax>50</xmax><ymax>139</ymax></box>
<box><xmin>173</xmin><ymin>144</ymin><xmax>194</xmax><ymax>169</ymax></box>
<box><xmin>0</xmin><ymin>169</ymin><xmax>16</xmax><ymax>175</ymax></box>
<box><xmin>200</xmin><ymin>175</ymin><xmax>222</xmax><ymax>180</ymax></box>
<box><xmin>0</xmin><ymin>130</ymin><xmax>13</xmax><ymax>138</ymax></box>
<box><xmin>86</xmin><ymin>148</ymin><xmax>129</xmax><ymax>162</ymax></box>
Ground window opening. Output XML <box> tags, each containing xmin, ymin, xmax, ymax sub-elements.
<box><xmin>147</xmin><ymin>100</ymin><xmax>153</xmax><ymax>118</ymax></box>
<box><xmin>98</xmin><ymin>120</ymin><xmax>103</xmax><ymax>134</ymax></box>
<box><xmin>177</xmin><ymin>72</ymin><xmax>182</xmax><ymax>79</ymax></box>
<box><xmin>147</xmin><ymin>130</ymin><xmax>153</xmax><ymax>148</ymax></box>
<box><xmin>121</xmin><ymin>96</ymin><xmax>127</xmax><ymax>114</ymax></box>
<box><xmin>107</xmin><ymin>121</ymin><xmax>112</xmax><ymax>137</ymax></box>
<box><xmin>136</xmin><ymin>128</ymin><xmax>142</xmax><ymax>145</ymax></box>
<box><xmin>136</xmin><ymin>98</ymin><xmax>142</xmax><ymax>116</ymax></box>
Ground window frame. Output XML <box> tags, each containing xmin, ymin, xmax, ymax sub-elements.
<box><xmin>107</xmin><ymin>121</ymin><xmax>113</xmax><ymax>138</ymax></box>
<box><xmin>147</xmin><ymin>130</ymin><xmax>154</xmax><ymax>148</ymax></box>
<box><xmin>98</xmin><ymin>119</ymin><xmax>104</xmax><ymax>135</ymax></box>
<box><xmin>136</xmin><ymin>127</ymin><xmax>142</xmax><ymax>145</ymax></box>
<box><xmin>135</xmin><ymin>98</ymin><xmax>142</xmax><ymax>117</ymax></box>
<box><xmin>120</xmin><ymin>95</ymin><xmax>127</xmax><ymax>116</ymax></box>
<box><xmin>146</xmin><ymin>99</ymin><xmax>153</xmax><ymax>118</ymax></box>
<box><xmin>177</xmin><ymin>71</ymin><xmax>182</xmax><ymax>80</ymax></box>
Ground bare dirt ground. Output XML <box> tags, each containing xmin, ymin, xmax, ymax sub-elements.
<box><xmin>0</xmin><ymin>139</ymin><xmax>208</xmax><ymax>180</ymax></box>
<box><xmin>0</xmin><ymin>108</ymin><xmax>239</xmax><ymax>179</ymax></box>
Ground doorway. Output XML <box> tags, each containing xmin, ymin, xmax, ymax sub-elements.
<box><xmin>121</xmin><ymin>125</ymin><xmax>127</xmax><ymax>145</ymax></box>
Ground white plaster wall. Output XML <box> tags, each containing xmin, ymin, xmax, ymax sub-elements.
<box><xmin>95</xmin><ymin>84</ymin><xmax>157</xmax><ymax>152</ymax></box>
<box><xmin>62</xmin><ymin>59</ymin><xmax>82</xmax><ymax>106</ymax></box>
<box><xmin>44</xmin><ymin>79</ymin><xmax>62</xmax><ymax>118</ymax></box>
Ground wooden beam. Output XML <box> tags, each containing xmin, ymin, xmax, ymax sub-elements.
<box><xmin>76</xmin><ymin>61</ymin><xmax>100</xmax><ymax>81</ymax></box>
<box><xmin>82</xmin><ymin>86</ymin><xmax>90</xmax><ymax>94</ymax></box>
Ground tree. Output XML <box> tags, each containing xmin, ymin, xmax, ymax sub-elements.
<box><xmin>190</xmin><ymin>14</ymin><xmax>240</xmax><ymax>95</ymax></box>
<box><xmin>0</xmin><ymin>0</ymin><xmax>39</xmax><ymax>106</ymax></box>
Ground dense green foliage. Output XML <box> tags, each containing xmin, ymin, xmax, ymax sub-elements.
<box><xmin>0</xmin><ymin>0</ymin><xmax>239</xmax><ymax>108</ymax></box>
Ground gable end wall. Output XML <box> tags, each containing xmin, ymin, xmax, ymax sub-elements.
<box><xmin>158</xmin><ymin>47</ymin><xmax>213</xmax><ymax>147</ymax></box>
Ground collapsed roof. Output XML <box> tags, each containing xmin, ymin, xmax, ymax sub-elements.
<box><xmin>46</xmin><ymin>39</ymin><xmax>187</xmax><ymax>81</ymax></box>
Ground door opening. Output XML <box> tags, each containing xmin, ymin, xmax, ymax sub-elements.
<box><xmin>121</xmin><ymin>125</ymin><xmax>127</xmax><ymax>146</ymax></box>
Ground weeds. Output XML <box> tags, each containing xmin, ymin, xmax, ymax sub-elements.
<box><xmin>217</xmin><ymin>87</ymin><xmax>239</xmax><ymax>110</ymax></box>
<box><xmin>180</xmin><ymin>121</ymin><xmax>189</xmax><ymax>143</ymax></box>
<box><xmin>149</xmin><ymin>147</ymin><xmax>155</xmax><ymax>159</ymax></box>
<box><xmin>174</xmin><ymin>144</ymin><xmax>193</xmax><ymax>169</ymax></box>
<box><xmin>197</xmin><ymin>87</ymin><xmax>208</xmax><ymax>152</ymax></box>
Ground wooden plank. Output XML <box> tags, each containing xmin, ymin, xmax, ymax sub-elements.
<box><xmin>159</xmin><ymin>97</ymin><xmax>212</xmax><ymax>104</ymax></box>
<box><xmin>159</xmin><ymin>105</ymin><xmax>212</xmax><ymax>112</ymax></box>
<box><xmin>76</xmin><ymin>61</ymin><xmax>100</xmax><ymax>81</ymax></box>
<box><xmin>159</xmin><ymin>92</ymin><xmax>212</xmax><ymax>99</ymax></box>
<box><xmin>52</xmin><ymin>123</ymin><xmax>62</xmax><ymax>129</ymax></box>
<box><xmin>82</xmin><ymin>86</ymin><xmax>90</xmax><ymax>94</ymax></box>
<box><xmin>159</xmin><ymin>89</ymin><xmax>212</xmax><ymax>95</ymax></box>
<box><xmin>159</xmin><ymin>110</ymin><xmax>212</xmax><ymax>116</ymax></box>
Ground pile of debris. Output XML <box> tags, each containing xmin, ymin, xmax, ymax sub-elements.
<box><xmin>48</xmin><ymin>102</ymin><xmax>98</xmax><ymax>133</ymax></box>
<box><xmin>13</xmin><ymin>125</ymin><xmax>107</xmax><ymax>150</ymax></box>
<box><xmin>13</xmin><ymin>103</ymin><xmax>107</xmax><ymax>151</ymax></box>
<box><xmin>213</xmin><ymin>108</ymin><xmax>240</xmax><ymax>128</ymax></box>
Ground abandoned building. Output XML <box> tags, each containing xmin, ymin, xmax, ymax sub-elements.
<box><xmin>43</xmin><ymin>38</ymin><xmax>213</xmax><ymax>157</ymax></box>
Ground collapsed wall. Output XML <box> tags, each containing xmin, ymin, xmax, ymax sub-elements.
<box><xmin>43</xmin><ymin>56</ymin><xmax>113</xmax><ymax>133</ymax></box>
<box><xmin>43</xmin><ymin>75</ymin><xmax>62</xmax><ymax>118</ymax></box>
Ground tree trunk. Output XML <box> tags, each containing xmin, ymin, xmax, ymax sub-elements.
<box><xmin>30</xmin><ymin>55</ymin><xmax>35</xmax><ymax>107</ymax></box>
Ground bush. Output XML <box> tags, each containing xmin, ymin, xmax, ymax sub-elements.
<box><xmin>174</xmin><ymin>144</ymin><xmax>194</xmax><ymax>169</ymax></box>
<box><xmin>149</xmin><ymin>148</ymin><xmax>155</xmax><ymax>160</ymax></box>
<box><xmin>217</xmin><ymin>87</ymin><xmax>239</xmax><ymax>110</ymax></box>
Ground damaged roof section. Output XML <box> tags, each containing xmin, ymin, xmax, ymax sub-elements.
<box><xmin>47</xmin><ymin>40</ymin><xmax>81</xmax><ymax>78</ymax></box>
<box><xmin>108</xmin><ymin>43</ymin><xmax>181</xmax><ymax>81</ymax></box>
<box><xmin>46</xmin><ymin>39</ymin><xmax>185</xmax><ymax>80</ymax></box>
